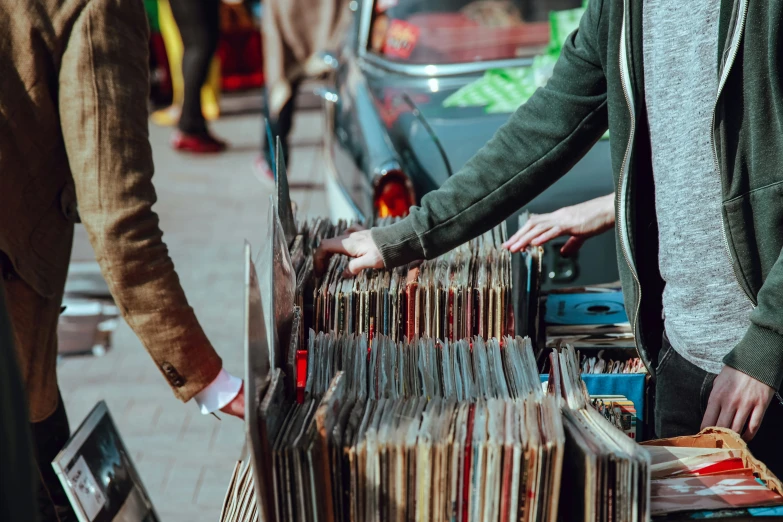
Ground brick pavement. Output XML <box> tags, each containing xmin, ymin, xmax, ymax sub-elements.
<box><xmin>59</xmin><ymin>107</ymin><xmax>327</xmax><ymax>522</ymax></box>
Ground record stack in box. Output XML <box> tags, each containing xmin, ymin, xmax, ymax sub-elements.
<box><xmin>227</xmin><ymin>139</ymin><xmax>654</xmax><ymax>522</ymax></box>
<box><xmin>541</xmin><ymin>281</ymin><xmax>649</xmax><ymax>440</ymax></box>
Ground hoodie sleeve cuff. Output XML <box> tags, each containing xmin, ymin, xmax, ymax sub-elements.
<box><xmin>370</xmin><ymin>219</ymin><xmax>426</xmax><ymax>268</ymax></box>
<box><xmin>723</xmin><ymin>323</ymin><xmax>783</xmax><ymax>391</ymax></box>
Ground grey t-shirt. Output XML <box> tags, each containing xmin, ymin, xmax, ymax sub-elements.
<box><xmin>642</xmin><ymin>1</ymin><xmax>753</xmax><ymax>374</ymax></box>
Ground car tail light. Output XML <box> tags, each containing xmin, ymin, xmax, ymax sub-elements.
<box><xmin>374</xmin><ymin>171</ymin><xmax>415</xmax><ymax>218</ymax></box>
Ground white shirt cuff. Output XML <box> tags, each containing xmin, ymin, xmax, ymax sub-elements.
<box><xmin>193</xmin><ymin>369</ymin><xmax>242</xmax><ymax>415</ymax></box>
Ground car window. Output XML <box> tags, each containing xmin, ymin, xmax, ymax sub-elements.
<box><xmin>369</xmin><ymin>0</ymin><xmax>582</xmax><ymax>65</ymax></box>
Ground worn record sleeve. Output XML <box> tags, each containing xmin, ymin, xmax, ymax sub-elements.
<box><xmin>268</xmin><ymin>200</ymin><xmax>297</xmax><ymax>369</ymax></box>
<box><xmin>285</xmin><ymin>307</ymin><xmax>301</xmax><ymax>396</ymax></box>
<box><xmin>330</xmin><ymin>399</ymin><xmax>355</xmax><ymax>522</ymax></box>
<box><xmin>405</xmin><ymin>267</ymin><xmax>420</xmax><ymax>341</ymax></box>
<box><xmin>521</xmin><ymin>401</ymin><xmax>541</xmax><ymax>522</ymax></box>
<box><xmin>448</xmin><ymin>404</ymin><xmax>466</xmax><ymax>522</ymax></box>
<box><xmin>234</xmin><ymin>460</ymin><xmax>256</xmax><ymax>522</ymax></box>
<box><xmin>314</xmin><ymin>372</ymin><xmax>348</xmax><ymax>522</ymax></box>
<box><xmin>544</xmin><ymin>397</ymin><xmax>565</xmax><ymax>522</ymax></box>
<box><xmin>273</xmin><ymin>404</ymin><xmax>299</xmax><ymax>522</ymax></box>
<box><xmin>416</xmin><ymin>400</ymin><xmax>439</xmax><ymax>522</ymax></box>
<box><xmin>346</xmin><ymin>401</ymin><xmax>367</xmax><ymax>522</ymax></box>
<box><xmin>390</xmin><ymin>399</ymin><xmax>413</xmax><ymax>522</ymax></box>
<box><xmin>274</xmin><ymin>137</ymin><xmax>297</xmax><ymax>246</ymax></box>
<box><xmin>409</xmin><ymin>399</ymin><xmax>429</xmax><ymax>522</ymax></box>
<box><xmin>256</xmin><ymin>369</ymin><xmax>292</xmax><ymax>522</ymax></box>
<box><xmin>468</xmin><ymin>402</ymin><xmax>488</xmax><ymax>522</ymax></box>
<box><xmin>483</xmin><ymin>400</ymin><xmax>504</xmax><ymax>522</ymax></box>
<box><xmin>219</xmin><ymin>461</ymin><xmax>242</xmax><ymax>522</ymax></box>
<box><xmin>503</xmin><ymin>402</ymin><xmax>523</xmax><ymax>522</ymax></box>
<box><xmin>356</xmin><ymin>401</ymin><xmax>376</xmax><ymax>521</ymax></box>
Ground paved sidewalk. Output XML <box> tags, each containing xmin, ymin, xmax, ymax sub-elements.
<box><xmin>59</xmin><ymin>107</ymin><xmax>327</xmax><ymax>522</ymax></box>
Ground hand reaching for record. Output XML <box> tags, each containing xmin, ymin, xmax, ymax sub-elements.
<box><xmin>503</xmin><ymin>194</ymin><xmax>615</xmax><ymax>257</ymax></box>
<box><xmin>315</xmin><ymin>229</ymin><xmax>385</xmax><ymax>277</ymax></box>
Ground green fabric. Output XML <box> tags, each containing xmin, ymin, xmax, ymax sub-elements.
<box><xmin>143</xmin><ymin>0</ymin><xmax>160</xmax><ymax>33</ymax></box>
<box><xmin>443</xmin><ymin>2</ymin><xmax>608</xmax><ymax>138</ymax></box>
<box><xmin>0</xmin><ymin>279</ymin><xmax>39</xmax><ymax>522</ymax></box>
<box><xmin>376</xmin><ymin>0</ymin><xmax>783</xmax><ymax>392</ymax></box>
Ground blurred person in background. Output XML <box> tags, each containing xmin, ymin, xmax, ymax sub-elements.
<box><xmin>0</xmin><ymin>1</ymin><xmax>244</xmax><ymax>519</ymax></box>
<box><xmin>257</xmin><ymin>0</ymin><xmax>351</xmax><ymax>177</ymax></box>
<box><xmin>150</xmin><ymin>0</ymin><xmax>223</xmax><ymax>129</ymax></box>
<box><xmin>168</xmin><ymin>0</ymin><xmax>229</xmax><ymax>153</ymax></box>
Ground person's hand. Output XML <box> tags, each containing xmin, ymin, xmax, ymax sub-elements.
<box><xmin>315</xmin><ymin>229</ymin><xmax>384</xmax><ymax>277</ymax></box>
<box><xmin>701</xmin><ymin>366</ymin><xmax>774</xmax><ymax>441</ymax></box>
<box><xmin>220</xmin><ymin>381</ymin><xmax>245</xmax><ymax>420</ymax></box>
<box><xmin>503</xmin><ymin>194</ymin><xmax>615</xmax><ymax>257</ymax></box>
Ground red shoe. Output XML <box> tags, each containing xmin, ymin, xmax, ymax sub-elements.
<box><xmin>170</xmin><ymin>131</ymin><xmax>227</xmax><ymax>153</ymax></box>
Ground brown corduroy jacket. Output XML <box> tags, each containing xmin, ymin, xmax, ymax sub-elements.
<box><xmin>0</xmin><ymin>0</ymin><xmax>222</xmax><ymax>421</ymax></box>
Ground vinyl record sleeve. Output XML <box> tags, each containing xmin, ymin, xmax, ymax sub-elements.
<box><xmin>52</xmin><ymin>401</ymin><xmax>159</xmax><ymax>522</ymax></box>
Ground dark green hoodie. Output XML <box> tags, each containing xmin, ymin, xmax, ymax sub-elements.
<box><xmin>371</xmin><ymin>0</ymin><xmax>783</xmax><ymax>390</ymax></box>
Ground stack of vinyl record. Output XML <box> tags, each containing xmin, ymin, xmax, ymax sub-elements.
<box><xmin>548</xmin><ymin>346</ymin><xmax>650</xmax><ymax>521</ymax></box>
<box><xmin>544</xmin><ymin>287</ymin><xmax>635</xmax><ymax>350</ymax></box>
<box><xmin>234</xmin><ymin>141</ymin><xmax>654</xmax><ymax>522</ymax></box>
<box><xmin>312</xmin><ymin>222</ymin><xmax>512</xmax><ymax>342</ymax></box>
<box><xmin>220</xmin><ymin>460</ymin><xmax>257</xmax><ymax>522</ymax></box>
<box><xmin>254</xmin><ymin>332</ymin><xmax>563</xmax><ymax>522</ymax></box>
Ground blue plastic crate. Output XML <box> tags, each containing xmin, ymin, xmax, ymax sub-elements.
<box><xmin>540</xmin><ymin>373</ymin><xmax>647</xmax><ymax>440</ymax></box>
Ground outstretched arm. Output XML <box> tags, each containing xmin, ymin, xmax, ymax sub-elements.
<box><xmin>58</xmin><ymin>0</ymin><xmax>242</xmax><ymax>417</ymax></box>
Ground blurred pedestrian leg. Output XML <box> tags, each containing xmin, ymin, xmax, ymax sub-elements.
<box><xmin>260</xmin><ymin>0</ymin><xmax>351</xmax><ymax>172</ymax></box>
<box><xmin>151</xmin><ymin>0</ymin><xmax>222</xmax><ymax>127</ymax></box>
<box><xmin>168</xmin><ymin>0</ymin><xmax>227</xmax><ymax>153</ymax></box>
<box><xmin>262</xmin><ymin>80</ymin><xmax>301</xmax><ymax>172</ymax></box>
<box><xmin>0</xmin><ymin>277</ymin><xmax>40</xmax><ymax>522</ymax></box>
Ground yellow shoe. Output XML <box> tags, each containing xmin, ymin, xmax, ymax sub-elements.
<box><xmin>150</xmin><ymin>105</ymin><xmax>181</xmax><ymax>127</ymax></box>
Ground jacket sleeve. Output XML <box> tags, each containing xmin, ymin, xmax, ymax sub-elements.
<box><xmin>725</xmin><ymin>257</ymin><xmax>783</xmax><ymax>390</ymax></box>
<box><xmin>58</xmin><ymin>0</ymin><xmax>222</xmax><ymax>402</ymax></box>
<box><xmin>372</xmin><ymin>0</ymin><xmax>609</xmax><ymax>267</ymax></box>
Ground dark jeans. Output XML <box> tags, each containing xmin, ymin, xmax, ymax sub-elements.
<box><xmin>262</xmin><ymin>81</ymin><xmax>300</xmax><ymax>169</ymax></box>
<box><xmin>31</xmin><ymin>394</ymin><xmax>76</xmax><ymax>522</ymax></box>
<box><xmin>655</xmin><ymin>335</ymin><xmax>783</xmax><ymax>477</ymax></box>
<box><xmin>169</xmin><ymin>0</ymin><xmax>220</xmax><ymax>135</ymax></box>
<box><xmin>0</xmin><ymin>278</ymin><xmax>39</xmax><ymax>522</ymax></box>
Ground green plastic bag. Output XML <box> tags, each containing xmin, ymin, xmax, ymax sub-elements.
<box><xmin>442</xmin><ymin>1</ymin><xmax>609</xmax><ymax>139</ymax></box>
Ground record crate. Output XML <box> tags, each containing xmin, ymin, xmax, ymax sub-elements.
<box><xmin>539</xmin><ymin>283</ymin><xmax>651</xmax><ymax>441</ymax></box>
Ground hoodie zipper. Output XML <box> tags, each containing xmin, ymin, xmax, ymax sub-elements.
<box><xmin>710</xmin><ymin>0</ymin><xmax>756</xmax><ymax>308</ymax></box>
<box><xmin>617</xmin><ymin>0</ymin><xmax>644</xmax><ymax>371</ymax></box>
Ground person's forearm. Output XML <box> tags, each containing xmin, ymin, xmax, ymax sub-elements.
<box><xmin>589</xmin><ymin>193</ymin><xmax>617</xmax><ymax>234</ymax></box>
<box><xmin>371</xmin><ymin>0</ymin><xmax>610</xmax><ymax>268</ymax></box>
<box><xmin>724</xmin><ymin>250</ymin><xmax>783</xmax><ymax>391</ymax></box>
<box><xmin>59</xmin><ymin>0</ymin><xmax>222</xmax><ymax>402</ymax></box>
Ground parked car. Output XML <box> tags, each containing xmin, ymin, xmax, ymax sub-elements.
<box><xmin>320</xmin><ymin>0</ymin><xmax>617</xmax><ymax>289</ymax></box>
